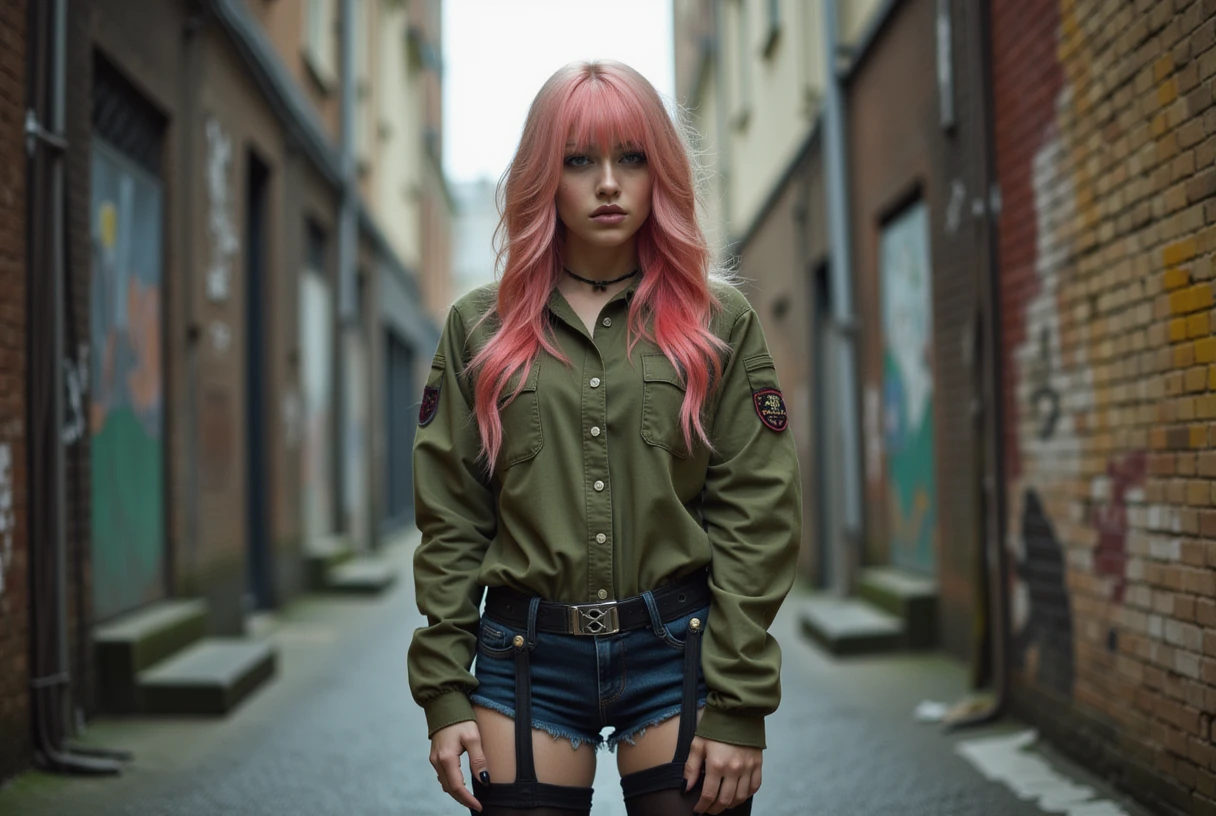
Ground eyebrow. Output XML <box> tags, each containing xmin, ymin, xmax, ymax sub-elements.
<box><xmin>563</xmin><ymin>141</ymin><xmax>640</xmax><ymax>149</ymax></box>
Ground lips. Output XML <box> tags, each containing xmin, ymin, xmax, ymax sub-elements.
<box><xmin>591</xmin><ymin>205</ymin><xmax>625</xmax><ymax>216</ymax></box>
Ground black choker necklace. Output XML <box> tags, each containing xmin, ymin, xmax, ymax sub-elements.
<box><xmin>564</xmin><ymin>266</ymin><xmax>639</xmax><ymax>292</ymax></box>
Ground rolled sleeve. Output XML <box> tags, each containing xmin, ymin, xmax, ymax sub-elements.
<box><xmin>407</xmin><ymin>305</ymin><xmax>497</xmax><ymax>737</ymax></box>
<box><xmin>696</xmin><ymin>307</ymin><xmax>803</xmax><ymax>749</ymax></box>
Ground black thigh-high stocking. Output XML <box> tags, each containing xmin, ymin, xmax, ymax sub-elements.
<box><xmin>473</xmin><ymin>805</ymin><xmax>589</xmax><ymax>816</ymax></box>
<box><xmin>622</xmin><ymin>780</ymin><xmax>753</xmax><ymax>816</ymax></box>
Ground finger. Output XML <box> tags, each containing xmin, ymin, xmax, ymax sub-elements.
<box><xmin>708</xmin><ymin>774</ymin><xmax>738</xmax><ymax>815</ymax></box>
<box><xmin>684</xmin><ymin>740</ymin><xmax>705</xmax><ymax>793</ymax></box>
<box><xmin>748</xmin><ymin>764</ymin><xmax>763</xmax><ymax>798</ymax></box>
<box><xmin>695</xmin><ymin>770</ymin><xmax>720</xmax><ymax>815</ymax></box>
<box><xmin>440</xmin><ymin>754</ymin><xmax>480</xmax><ymax>811</ymax></box>
<box><xmin>466</xmin><ymin>733</ymin><xmax>490</xmax><ymax>788</ymax></box>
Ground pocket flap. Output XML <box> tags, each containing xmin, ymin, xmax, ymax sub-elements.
<box><xmin>642</xmin><ymin>354</ymin><xmax>687</xmax><ymax>391</ymax></box>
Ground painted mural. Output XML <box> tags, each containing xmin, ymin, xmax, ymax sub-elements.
<box><xmin>90</xmin><ymin>140</ymin><xmax>165</xmax><ymax>621</ymax></box>
<box><xmin>879</xmin><ymin>201</ymin><xmax>937</xmax><ymax>575</ymax></box>
<box><xmin>301</xmin><ymin>270</ymin><xmax>336</xmax><ymax>550</ymax></box>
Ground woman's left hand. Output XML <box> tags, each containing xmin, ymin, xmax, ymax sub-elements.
<box><xmin>683</xmin><ymin>736</ymin><xmax>762</xmax><ymax>814</ymax></box>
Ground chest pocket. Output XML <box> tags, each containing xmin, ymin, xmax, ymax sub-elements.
<box><xmin>641</xmin><ymin>353</ymin><xmax>690</xmax><ymax>458</ymax></box>
<box><xmin>497</xmin><ymin>359</ymin><xmax>543</xmax><ymax>468</ymax></box>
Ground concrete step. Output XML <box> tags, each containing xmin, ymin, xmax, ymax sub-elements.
<box><xmin>304</xmin><ymin>534</ymin><xmax>355</xmax><ymax>591</ymax></box>
<box><xmin>798</xmin><ymin>595</ymin><xmax>904</xmax><ymax>656</ymax></box>
<box><xmin>137</xmin><ymin>638</ymin><xmax>277</xmax><ymax>715</ymax></box>
<box><xmin>95</xmin><ymin>599</ymin><xmax>209</xmax><ymax>713</ymax></box>
<box><xmin>857</xmin><ymin>566</ymin><xmax>938</xmax><ymax>649</ymax></box>
<box><xmin>324</xmin><ymin>557</ymin><xmax>397</xmax><ymax>596</ymax></box>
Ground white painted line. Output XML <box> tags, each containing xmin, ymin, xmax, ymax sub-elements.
<box><xmin>955</xmin><ymin>730</ymin><xmax>1131</xmax><ymax>815</ymax></box>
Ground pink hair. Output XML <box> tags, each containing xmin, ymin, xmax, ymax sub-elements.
<box><xmin>469</xmin><ymin>60</ymin><xmax>727</xmax><ymax>469</ymax></box>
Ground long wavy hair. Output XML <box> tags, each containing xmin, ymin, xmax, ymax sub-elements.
<box><xmin>469</xmin><ymin>60</ymin><xmax>728</xmax><ymax>468</ymax></box>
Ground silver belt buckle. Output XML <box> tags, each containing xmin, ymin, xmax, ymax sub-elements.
<box><xmin>569</xmin><ymin>601</ymin><xmax>620</xmax><ymax>635</ymax></box>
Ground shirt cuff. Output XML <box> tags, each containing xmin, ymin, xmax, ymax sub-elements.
<box><xmin>423</xmin><ymin>691</ymin><xmax>476</xmax><ymax>738</ymax></box>
<box><xmin>694</xmin><ymin>706</ymin><xmax>767</xmax><ymax>749</ymax></box>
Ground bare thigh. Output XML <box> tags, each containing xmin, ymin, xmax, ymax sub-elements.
<box><xmin>616</xmin><ymin>706</ymin><xmax>704</xmax><ymax>777</ymax></box>
<box><xmin>473</xmin><ymin>704</ymin><xmax>596</xmax><ymax>787</ymax></box>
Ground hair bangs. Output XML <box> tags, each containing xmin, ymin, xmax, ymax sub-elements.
<box><xmin>561</xmin><ymin>74</ymin><xmax>652</xmax><ymax>159</ymax></box>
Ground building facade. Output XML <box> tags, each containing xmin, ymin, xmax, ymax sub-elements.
<box><xmin>3</xmin><ymin>0</ymin><xmax>443</xmax><ymax>784</ymax></box>
<box><xmin>677</xmin><ymin>0</ymin><xmax>1216</xmax><ymax>812</ymax></box>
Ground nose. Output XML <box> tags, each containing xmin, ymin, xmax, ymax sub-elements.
<box><xmin>596</xmin><ymin>162</ymin><xmax>620</xmax><ymax>197</ymax></box>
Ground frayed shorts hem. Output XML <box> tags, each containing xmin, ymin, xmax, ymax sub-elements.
<box><xmin>470</xmin><ymin>694</ymin><xmax>604</xmax><ymax>752</ymax></box>
<box><xmin>604</xmin><ymin>698</ymin><xmax>706</xmax><ymax>752</ymax></box>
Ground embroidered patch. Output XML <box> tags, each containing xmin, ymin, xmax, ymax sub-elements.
<box><xmin>752</xmin><ymin>388</ymin><xmax>788</xmax><ymax>432</ymax></box>
<box><xmin>419</xmin><ymin>384</ymin><xmax>441</xmax><ymax>427</ymax></box>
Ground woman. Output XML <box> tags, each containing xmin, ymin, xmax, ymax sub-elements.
<box><xmin>408</xmin><ymin>60</ymin><xmax>801</xmax><ymax>816</ymax></box>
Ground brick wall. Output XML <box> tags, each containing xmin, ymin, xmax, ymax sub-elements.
<box><xmin>0</xmin><ymin>0</ymin><xmax>30</xmax><ymax>782</ymax></box>
<box><xmin>994</xmin><ymin>0</ymin><xmax>1216</xmax><ymax>811</ymax></box>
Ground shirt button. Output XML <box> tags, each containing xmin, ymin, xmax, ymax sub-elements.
<box><xmin>596</xmin><ymin>533</ymin><xmax>607</xmax><ymax>543</ymax></box>
<box><xmin>591</xmin><ymin>426</ymin><xmax>601</xmax><ymax>437</ymax></box>
<box><xmin>593</xmin><ymin>480</ymin><xmax>605</xmax><ymax>492</ymax></box>
<box><xmin>602</xmin><ymin>317</ymin><xmax>612</xmax><ymax>327</ymax></box>
<box><xmin>590</xmin><ymin>377</ymin><xmax>601</xmax><ymax>388</ymax></box>
<box><xmin>597</xmin><ymin>589</ymin><xmax>608</xmax><ymax>600</ymax></box>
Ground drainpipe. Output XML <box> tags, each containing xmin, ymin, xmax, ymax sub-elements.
<box><xmin>25</xmin><ymin>0</ymin><xmax>123</xmax><ymax>775</ymax></box>
<box><xmin>336</xmin><ymin>0</ymin><xmax>357</xmax><ymax>546</ymax></box>
<box><xmin>711</xmin><ymin>0</ymin><xmax>732</xmax><ymax>261</ymax></box>
<box><xmin>822</xmin><ymin>0</ymin><xmax>863</xmax><ymax>594</ymax></box>
<box><xmin>944</xmin><ymin>0</ymin><xmax>1010</xmax><ymax>731</ymax></box>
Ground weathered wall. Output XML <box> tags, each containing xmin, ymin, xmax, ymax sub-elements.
<box><xmin>994</xmin><ymin>0</ymin><xmax>1216</xmax><ymax>810</ymax></box>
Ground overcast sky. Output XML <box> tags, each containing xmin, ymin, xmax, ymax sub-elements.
<box><xmin>442</xmin><ymin>0</ymin><xmax>675</xmax><ymax>185</ymax></box>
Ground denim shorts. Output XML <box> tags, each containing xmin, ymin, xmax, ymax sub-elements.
<box><xmin>470</xmin><ymin>598</ymin><xmax>709</xmax><ymax>752</ymax></box>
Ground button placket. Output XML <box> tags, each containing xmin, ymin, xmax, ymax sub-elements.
<box><xmin>582</xmin><ymin>344</ymin><xmax>613</xmax><ymax>603</ymax></box>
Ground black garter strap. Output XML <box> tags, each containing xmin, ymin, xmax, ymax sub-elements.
<box><xmin>619</xmin><ymin>620</ymin><xmax>705</xmax><ymax>800</ymax></box>
<box><xmin>475</xmin><ymin>628</ymin><xmax>593</xmax><ymax>811</ymax></box>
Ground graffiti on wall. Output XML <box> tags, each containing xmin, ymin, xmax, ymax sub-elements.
<box><xmin>62</xmin><ymin>343</ymin><xmax>90</xmax><ymax>446</ymax></box>
<box><xmin>880</xmin><ymin>201</ymin><xmax>937</xmax><ymax>575</ymax></box>
<box><xmin>205</xmin><ymin>117</ymin><xmax>238</xmax><ymax>305</ymax></box>
<box><xmin>0</xmin><ymin>444</ymin><xmax>13</xmax><ymax>601</ymax></box>
<box><xmin>90</xmin><ymin>140</ymin><xmax>166</xmax><ymax>620</ymax></box>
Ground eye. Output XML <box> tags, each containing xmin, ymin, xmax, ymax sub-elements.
<box><xmin>621</xmin><ymin>151</ymin><xmax>647</xmax><ymax>165</ymax></box>
<box><xmin>563</xmin><ymin>154</ymin><xmax>591</xmax><ymax>168</ymax></box>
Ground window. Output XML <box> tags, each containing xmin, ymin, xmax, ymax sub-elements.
<box><xmin>303</xmin><ymin>0</ymin><xmax>337</xmax><ymax>90</ymax></box>
<box><xmin>732</xmin><ymin>0</ymin><xmax>752</xmax><ymax>130</ymax></box>
<box><xmin>764</xmin><ymin>0</ymin><xmax>781</xmax><ymax>58</ymax></box>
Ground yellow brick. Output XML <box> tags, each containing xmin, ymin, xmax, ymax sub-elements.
<box><xmin>1169</xmin><ymin>317</ymin><xmax>1190</xmax><ymax>342</ymax></box>
<box><xmin>1209</xmin><ymin>364</ymin><xmax>1216</xmax><ymax>391</ymax></box>
<box><xmin>1164</xmin><ymin>239</ymin><xmax>1199</xmax><ymax>267</ymax></box>
<box><xmin>1159</xmin><ymin>78</ymin><xmax>1179</xmax><ymax>107</ymax></box>
<box><xmin>1197</xmin><ymin>337</ymin><xmax>1216</xmax><ymax>364</ymax></box>
<box><xmin>1177</xmin><ymin>343</ymin><xmax>1196</xmax><ymax>368</ymax></box>
<box><xmin>1188</xmin><ymin>312</ymin><xmax>1210</xmax><ymax>338</ymax></box>
<box><xmin>1192</xmin><ymin>425</ymin><xmax>1209</xmax><ymax>448</ymax></box>
<box><xmin>1164</xmin><ymin>268</ymin><xmax>1191</xmax><ymax>291</ymax></box>
<box><xmin>1197</xmin><ymin>284</ymin><xmax>1216</xmax><ymax>311</ymax></box>
<box><xmin>1154</xmin><ymin>54</ymin><xmax>1175</xmax><ymax>83</ymax></box>
<box><xmin>1172</xmin><ymin>289</ymin><xmax>1195</xmax><ymax>314</ymax></box>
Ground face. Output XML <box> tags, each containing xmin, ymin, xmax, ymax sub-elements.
<box><xmin>555</xmin><ymin>140</ymin><xmax>653</xmax><ymax>251</ymax></box>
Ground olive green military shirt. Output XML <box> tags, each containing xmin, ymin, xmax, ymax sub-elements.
<box><xmin>407</xmin><ymin>275</ymin><xmax>802</xmax><ymax>749</ymax></box>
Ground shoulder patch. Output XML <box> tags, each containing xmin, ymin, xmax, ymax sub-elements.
<box><xmin>419</xmin><ymin>384</ymin><xmax>441</xmax><ymax>427</ymax></box>
<box><xmin>752</xmin><ymin>388</ymin><xmax>788</xmax><ymax>432</ymax></box>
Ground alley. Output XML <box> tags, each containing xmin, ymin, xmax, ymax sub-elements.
<box><xmin>0</xmin><ymin>532</ymin><xmax>1147</xmax><ymax>816</ymax></box>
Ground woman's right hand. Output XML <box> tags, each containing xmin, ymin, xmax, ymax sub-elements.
<box><xmin>429</xmin><ymin>720</ymin><xmax>489</xmax><ymax>812</ymax></box>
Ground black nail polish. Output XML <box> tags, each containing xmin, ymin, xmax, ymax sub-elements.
<box><xmin>479</xmin><ymin>771</ymin><xmax>490</xmax><ymax>785</ymax></box>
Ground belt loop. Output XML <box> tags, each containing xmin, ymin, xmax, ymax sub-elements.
<box><xmin>640</xmin><ymin>590</ymin><xmax>666</xmax><ymax>638</ymax></box>
<box><xmin>525</xmin><ymin>596</ymin><xmax>541</xmax><ymax>647</ymax></box>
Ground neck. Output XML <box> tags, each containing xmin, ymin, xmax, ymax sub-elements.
<box><xmin>562</xmin><ymin>234</ymin><xmax>639</xmax><ymax>282</ymax></box>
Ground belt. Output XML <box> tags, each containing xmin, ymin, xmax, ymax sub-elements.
<box><xmin>483</xmin><ymin>571</ymin><xmax>711</xmax><ymax>636</ymax></box>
